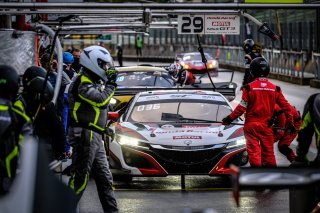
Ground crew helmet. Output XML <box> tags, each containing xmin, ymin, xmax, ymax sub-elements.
<box><xmin>80</xmin><ymin>45</ymin><xmax>114</xmax><ymax>81</ymax></box>
<box><xmin>63</xmin><ymin>52</ymin><xmax>74</xmax><ymax>64</ymax></box>
<box><xmin>249</xmin><ymin>57</ymin><xmax>270</xmax><ymax>78</ymax></box>
<box><xmin>24</xmin><ymin>77</ymin><xmax>54</xmax><ymax>105</ymax></box>
<box><xmin>0</xmin><ymin>65</ymin><xmax>20</xmax><ymax>101</ymax></box>
<box><xmin>242</xmin><ymin>39</ymin><xmax>255</xmax><ymax>54</ymax></box>
<box><xmin>22</xmin><ymin>66</ymin><xmax>47</xmax><ymax>88</ymax></box>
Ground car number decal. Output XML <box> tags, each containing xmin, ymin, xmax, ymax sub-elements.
<box><xmin>117</xmin><ymin>76</ymin><xmax>124</xmax><ymax>81</ymax></box>
<box><xmin>137</xmin><ymin>104</ymin><xmax>160</xmax><ymax>111</ymax></box>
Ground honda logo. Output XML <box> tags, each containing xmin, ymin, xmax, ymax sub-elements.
<box><xmin>184</xmin><ymin>140</ymin><xmax>192</xmax><ymax>146</ymax></box>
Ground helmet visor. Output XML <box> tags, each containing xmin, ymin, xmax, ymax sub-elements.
<box><xmin>97</xmin><ymin>58</ymin><xmax>113</xmax><ymax>71</ymax></box>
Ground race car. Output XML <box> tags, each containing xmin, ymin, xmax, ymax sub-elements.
<box><xmin>107</xmin><ymin>89</ymin><xmax>248</xmax><ymax>180</ymax></box>
<box><xmin>111</xmin><ymin>65</ymin><xmax>177</xmax><ymax>111</ymax></box>
<box><xmin>178</xmin><ymin>52</ymin><xmax>219</xmax><ymax>77</ymax></box>
<box><xmin>116</xmin><ymin>65</ymin><xmax>176</xmax><ymax>88</ymax></box>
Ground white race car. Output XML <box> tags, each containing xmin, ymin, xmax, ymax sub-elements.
<box><xmin>107</xmin><ymin>89</ymin><xmax>248</xmax><ymax>179</ymax></box>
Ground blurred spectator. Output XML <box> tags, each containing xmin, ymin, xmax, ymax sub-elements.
<box><xmin>71</xmin><ymin>48</ymin><xmax>81</xmax><ymax>73</ymax></box>
<box><xmin>136</xmin><ymin>36</ymin><xmax>142</xmax><ymax>56</ymax></box>
<box><xmin>62</xmin><ymin>52</ymin><xmax>76</xmax><ymax>157</ymax></box>
<box><xmin>98</xmin><ymin>41</ymin><xmax>105</xmax><ymax>47</ymax></box>
<box><xmin>116</xmin><ymin>44</ymin><xmax>123</xmax><ymax>67</ymax></box>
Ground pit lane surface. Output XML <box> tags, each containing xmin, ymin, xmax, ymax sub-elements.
<box><xmin>76</xmin><ymin>61</ymin><xmax>319</xmax><ymax>213</ymax></box>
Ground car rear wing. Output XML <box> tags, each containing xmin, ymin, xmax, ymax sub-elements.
<box><xmin>114</xmin><ymin>86</ymin><xmax>236</xmax><ymax>98</ymax></box>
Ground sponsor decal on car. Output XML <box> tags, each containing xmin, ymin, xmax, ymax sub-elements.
<box><xmin>182</xmin><ymin>124</ymin><xmax>210</xmax><ymax>128</ymax></box>
<box><xmin>155</xmin><ymin>129</ymin><xmax>219</xmax><ymax>134</ymax></box>
<box><xmin>173</xmin><ymin>135</ymin><xmax>202</xmax><ymax>139</ymax></box>
<box><xmin>138</xmin><ymin>94</ymin><xmax>226</xmax><ymax>102</ymax></box>
<box><xmin>160</xmin><ymin>124</ymin><xmax>175</xmax><ymax>129</ymax></box>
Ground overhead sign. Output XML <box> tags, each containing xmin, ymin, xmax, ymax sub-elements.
<box><xmin>245</xmin><ymin>0</ymin><xmax>303</xmax><ymax>3</ymax></box>
<box><xmin>205</xmin><ymin>15</ymin><xmax>240</xmax><ymax>35</ymax></box>
<box><xmin>178</xmin><ymin>15</ymin><xmax>240</xmax><ymax>35</ymax></box>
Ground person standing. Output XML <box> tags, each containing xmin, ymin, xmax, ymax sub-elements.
<box><xmin>63</xmin><ymin>52</ymin><xmax>76</xmax><ymax>157</ymax></box>
<box><xmin>71</xmin><ymin>48</ymin><xmax>82</xmax><ymax>73</ymax></box>
<box><xmin>222</xmin><ymin>57</ymin><xmax>294</xmax><ymax>167</ymax></box>
<box><xmin>136</xmin><ymin>36</ymin><xmax>142</xmax><ymax>57</ymax></box>
<box><xmin>0</xmin><ymin>65</ymin><xmax>33</xmax><ymax>195</ymax></box>
<box><xmin>21</xmin><ymin>74</ymin><xmax>66</xmax><ymax>161</ymax></box>
<box><xmin>68</xmin><ymin>45</ymin><xmax>118</xmax><ymax>213</ymax></box>
<box><xmin>242</xmin><ymin>39</ymin><xmax>263</xmax><ymax>86</ymax></box>
<box><xmin>116</xmin><ymin>44</ymin><xmax>123</xmax><ymax>67</ymax></box>
<box><xmin>295</xmin><ymin>93</ymin><xmax>320</xmax><ymax>165</ymax></box>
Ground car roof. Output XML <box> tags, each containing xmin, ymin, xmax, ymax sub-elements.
<box><xmin>138</xmin><ymin>89</ymin><xmax>224</xmax><ymax>96</ymax></box>
<box><xmin>116</xmin><ymin>66</ymin><xmax>167</xmax><ymax>72</ymax></box>
<box><xmin>182</xmin><ymin>52</ymin><xmax>210</xmax><ymax>55</ymax></box>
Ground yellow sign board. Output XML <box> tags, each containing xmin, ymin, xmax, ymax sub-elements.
<box><xmin>245</xmin><ymin>0</ymin><xmax>303</xmax><ymax>3</ymax></box>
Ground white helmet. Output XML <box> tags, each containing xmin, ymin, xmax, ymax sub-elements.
<box><xmin>80</xmin><ymin>45</ymin><xmax>114</xmax><ymax>81</ymax></box>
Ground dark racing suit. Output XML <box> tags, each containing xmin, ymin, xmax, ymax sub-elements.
<box><xmin>0</xmin><ymin>98</ymin><xmax>33</xmax><ymax>195</ymax></box>
<box><xmin>14</xmin><ymin>94</ymin><xmax>65</xmax><ymax>161</ymax></box>
<box><xmin>296</xmin><ymin>93</ymin><xmax>320</xmax><ymax>164</ymax></box>
<box><xmin>228</xmin><ymin>78</ymin><xmax>293</xmax><ymax>167</ymax></box>
<box><xmin>68</xmin><ymin>72</ymin><xmax>118</xmax><ymax>213</ymax></box>
<box><xmin>242</xmin><ymin>52</ymin><xmax>263</xmax><ymax>86</ymax></box>
<box><xmin>273</xmin><ymin>104</ymin><xmax>302</xmax><ymax>162</ymax></box>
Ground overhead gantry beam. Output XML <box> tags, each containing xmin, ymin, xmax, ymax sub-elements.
<box><xmin>0</xmin><ymin>2</ymin><xmax>320</xmax><ymax>11</ymax></box>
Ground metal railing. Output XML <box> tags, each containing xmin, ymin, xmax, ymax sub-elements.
<box><xmin>312</xmin><ymin>52</ymin><xmax>320</xmax><ymax>80</ymax></box>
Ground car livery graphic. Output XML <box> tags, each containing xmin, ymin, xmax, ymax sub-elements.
<box><xmin>108</xmin><ymin>90</ymin><xmax>248</xmax><ymax>179</ymax></box>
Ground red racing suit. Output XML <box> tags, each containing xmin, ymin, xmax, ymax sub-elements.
<box><xmin>229</xmin><ymin>78</ymin><xmax>293</xmax><ymax>167</ymax></box>
<box><xmin>273</xmin><ymin>104</ymin><xmax>302</xmax><ymax>162</ymax></box>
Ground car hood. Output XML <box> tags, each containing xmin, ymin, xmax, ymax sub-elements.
<box><xmin>113</xmin><ymin>122</ymin><xmax>243</xmax><ymax>147</ymax></box>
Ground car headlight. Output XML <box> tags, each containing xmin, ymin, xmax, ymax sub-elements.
<box><xmin>110</xmin><ymin>98</ymin><xmax>117</xmax><ymax>105</ymax></box>
<box><xmin>183</xmin><ymin>64</ymin><xmax>190</xmax><ymax>70</ymax></box>
<box><xmin>226</xmin><ymin>138</ymin><xmax>246</xmax><ymax>149</ymax></box>
<box><xmin>116</xmin><ymin>135</ymin><xmax>140</xmax><ymax>146</ymax></box>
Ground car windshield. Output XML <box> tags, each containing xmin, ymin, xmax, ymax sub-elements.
<box><xmin>183</xmin><ymin>53</ymin><xmax>213</xmax><ymax>61</ymax></box>
<box><xmin>116</xmin><ymin>72</ymin><xmax>174</xmax><ymax>87</ymax></box>
<box><xmin>127</xmin><ymin>94</ymin><xmax>232</xmax><ymax>123</ymax></box>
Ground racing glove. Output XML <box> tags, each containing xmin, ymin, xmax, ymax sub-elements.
<box><xmin>222</xmin><ymin>115</ymin><xmax>233</xmax><ymax>126</ymax></box>
<box><xmin>106</xmin><ymin>68</ymin><xmax>118</xmax><ymax>85</ymax></box>
<box><xmin>286</xmin><ymin>122</ymin><xmax>297</xmax><ymax>134</ymax></box>
<box><xmin>105</xmin><ymin>127</ymin><xmax>115</xmax><ymax>142</ymax></box>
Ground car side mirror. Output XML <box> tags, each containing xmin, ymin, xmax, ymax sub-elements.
<box><xmin>108</xmin><ymin>112</ymin><xmax>119</xmax><ymax>122</ymax></box>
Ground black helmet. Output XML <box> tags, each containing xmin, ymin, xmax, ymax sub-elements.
<box><xmin>0</xmin><ymin>65</ymin><xmax>20</xmax><ymax>101</ymax></box>
<box><xmin>22</xmin><ymin>66</ymin><xmax>47</xmax><ymax>88</ymax></box>
<box><xmin>24</xmin><ymin>77</ymin><xmax>53</xmax><ymax>105</ymax></box>
<box><xmin>249</xmin><ymin>57</ymin><xmax>270</xmax><ymax>78</ymax></box>
<box><xmin>243</xmin><ymin>39</ymin><xmax>255</xmax><ymax>54</ymax></box>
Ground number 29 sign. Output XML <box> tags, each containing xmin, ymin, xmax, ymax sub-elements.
<box><xmin>178</xmin><ymin>14</ymin><xmax>240</xmax><ymax>35</ymax></box>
